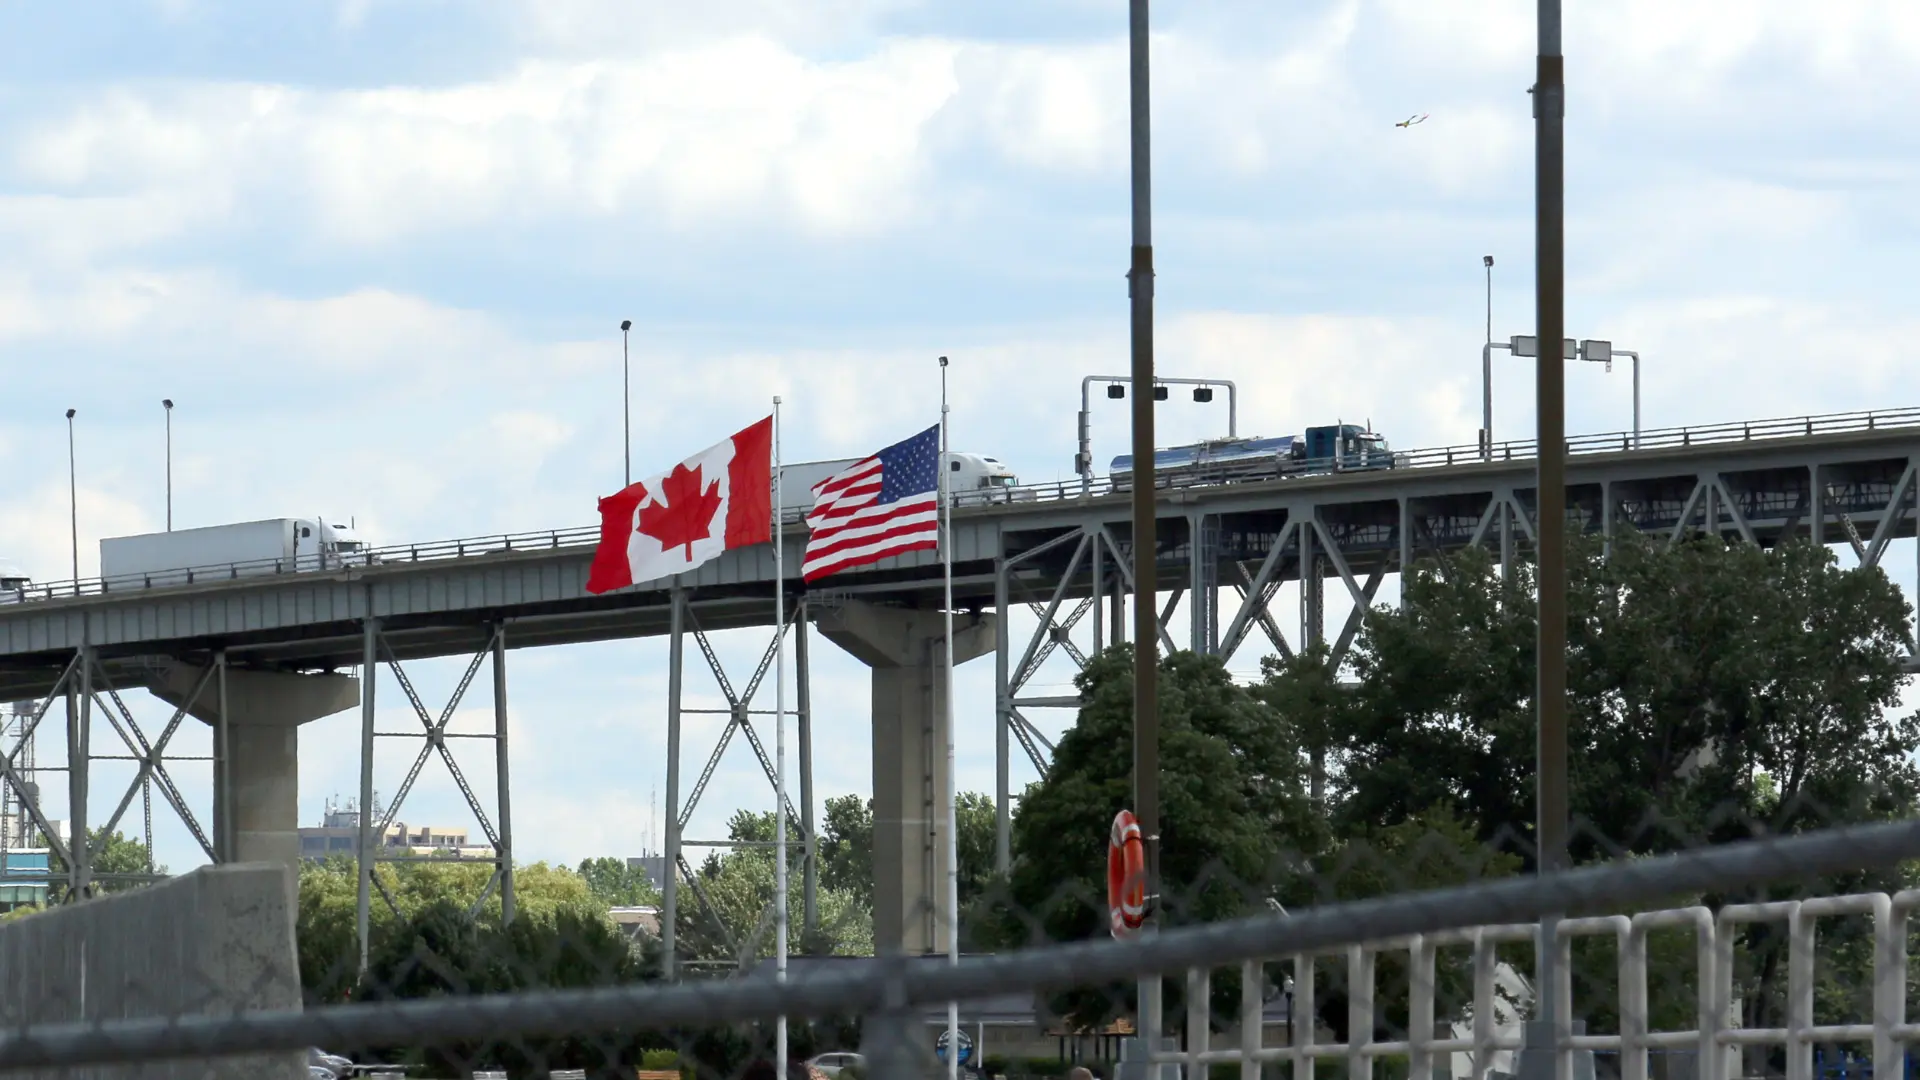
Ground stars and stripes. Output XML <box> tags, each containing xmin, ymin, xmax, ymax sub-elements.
<box><xmin>802</xmin><ymin>424</ymin><xmax>943</xmax><ymax>583</ymax></box>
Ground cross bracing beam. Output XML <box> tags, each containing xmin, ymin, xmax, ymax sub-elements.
<box><xmin>92</xmin><ymin>669</ymin><xmax>216</xmax><ymax>864</ymax></box>
<box><xmin>1219</xmin><ymin>522</ymin><xmax>1297</xmax><ymax>663</ymax></box>
<box><xmin>660</xmin><ymin>586</ymin><xmax>815</xmax><ymax>982</ymax></box>
<box><xmin>375</xmin><ymin>631</ymin><xmax>499</xmax><ymax>848</ymax></box>
<box><xmin>17</xmin><ymin>646</ymin><xmax>235</xmax><ymax>904</ymax></box>
<box><xmin>676</xmin><ymin>604</ymin><xmax>806</xmax><ymax>839</ymax></box>
<box><xmin>2</xmin><ymin>654</ymin><xmax>77</xmax><ymax>866</ymax></box>
<box><xmin>356</xmin><ymin>618</ymin><xmax>515</xmax><ymax>966</ymax></box>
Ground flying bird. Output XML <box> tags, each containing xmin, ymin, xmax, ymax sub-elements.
<box><xmin>1396</xmin><ymin>113</ymin><xmax>1429</xmax><ymax>128</ymax></box>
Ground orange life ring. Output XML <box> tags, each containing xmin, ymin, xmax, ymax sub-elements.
<box><xmin>1107</xmin><ymin>809</ymin><xmax>1147</xmax><ymax>937</ymax></box>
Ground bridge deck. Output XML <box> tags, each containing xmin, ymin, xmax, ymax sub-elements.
<box><xmin>0</xmin><ymin>412</ymin><xmax>1915</xmax><ymax>700</ymax></box>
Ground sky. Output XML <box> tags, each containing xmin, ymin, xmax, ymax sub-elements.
<box><xmin>5</xmin><ymin>0</ymin><xmax>1920</xmax><ymax>876</ymax></box>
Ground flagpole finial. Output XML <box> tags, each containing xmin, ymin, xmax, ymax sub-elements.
<box><xmin>938</xmin><ymin>355</ymin><xmax>948</xmax><ymax>368</ymax></box>
<box><xmin>774</xmin><ymin>395</ymin><xmax>782</xmax><ymax>406</ymax></box>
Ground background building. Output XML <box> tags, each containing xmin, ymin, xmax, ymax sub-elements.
<box><xmin>625</xmin><ymin>853</ymin><xmax>667</xmax><ymax>893</ymax></box>
<box><xmin>298</xmin><ymin>797</ymin><xmax>494</xmax><ymax>861</ymax></box>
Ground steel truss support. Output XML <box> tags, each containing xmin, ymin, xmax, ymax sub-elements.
<box><xmin>92</xmin><ymin>656</ymin><xmax>219</xmax><ymax>869</ymax></box>
<box><xmin>13</xmin><ymin>647</ymin><xmax>213</xmax><ymax>903</ymax></box>
<box><xmin>354</xmin><ymin>618</ymin><xmax>516</xmax><ymax>969</ymax></box>
<box><xmin>1464</xmin><ymin>490</ymin><xmax>1538</xmax><ymax>581</ymax></box>
<box><xmin>1188</xmin><ymin>512</ymin><xmax>1219</xmax><ymax>654</ymax></box>
<box><xmin>1220</xmin><ymin>520</ymin><xmax>1299</xmax><ymax>664</ymax></box>
<box><xmin>992</xmin><ymin>527</ymin><xmax>1102</xmax><ymax>875</ymax></box>
<box><xmin>661</xmin><ymin>590</ymin><xmax>813</xmax><ymax>978</ymax></box>
<box><xmin>1</xmin><ymin>653</ymin><xmax>78</xmax><ymax>896</ymax></box>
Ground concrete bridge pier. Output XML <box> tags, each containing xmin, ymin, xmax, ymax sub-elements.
<box><xmin>149</xmin><ymin>660</ymin><xmax>358</xmax><ymax>873</ymax></box>
<box><xmin>815</xmin><ymin>599</ymin><xmax>996</xmax><ymax>956</ymax></box>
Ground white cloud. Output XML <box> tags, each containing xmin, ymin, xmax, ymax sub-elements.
<box><xmin>501</xmin><ymin>0</ymin><xmax>915</xmax><ymax>58</ymax></box>
<box><xmin>7</xmin><ymin>40</ymin><xmax>965</xmax><ymax>243</ymax></box>
<box><xmin>11</xmin><ymin>0</ymin><xmax>1919</xmax><ymax>259</ymax></box>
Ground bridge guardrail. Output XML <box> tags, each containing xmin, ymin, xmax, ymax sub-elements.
<box><xmin>5</xmin><ymin>404</ymin><xmax>1918</xmax><ymax>606</ymax></box>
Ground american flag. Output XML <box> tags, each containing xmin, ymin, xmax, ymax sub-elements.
<box><xmin>802</xmin><ymin>424</ymin><xmax>943</xmax><ymax>583</ymax></box>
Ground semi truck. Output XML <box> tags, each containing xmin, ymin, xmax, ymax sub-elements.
<box><xmin>1110</xmin><ymin>423</ymin><xmax>1403</xmax><ymax>490</ymax></box>
<box><xmin>0</xmin><ymin>557</ymin><xmax>27</xmax><ymax>603</ymax></box>
<box><xmin>98</xmin><ymin>518</ymin><xmax>370</xmax><ymax>589</ymax></box>
<box><xmin>780</xmin><ymin>452</ymin><xmax>1022</xmax><ymax>512</ymax></box>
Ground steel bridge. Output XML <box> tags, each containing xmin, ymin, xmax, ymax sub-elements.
<box><xmin>0</xmin><ymin>406</ymin><xmax>1916</xmax><ymax>974</ymax></box>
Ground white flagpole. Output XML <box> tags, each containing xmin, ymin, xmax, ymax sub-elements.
<box><xmin>774</xmin><ymin>397</ymin><xmax>790</xmax><ymax>1072</ymax></box>
<box><xmin>939</xmin><ymin>358</ymin><xmax>961</xmax><ymax>1080</ymax></box>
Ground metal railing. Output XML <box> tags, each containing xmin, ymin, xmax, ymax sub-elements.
<box><xmin>0</xmin><ymin>819</ymin><xmax>1908</xmax><ymax>1075</ymax></box>
<box><xmin>1163</xmin><ymin>889</ymin><xmax>1914</xmax><ymax>1080</ymax></box>
<box><xmin>6</xmin><ymin>404</ymin><xmax>1918</xmax><ymax>606</ymax></box>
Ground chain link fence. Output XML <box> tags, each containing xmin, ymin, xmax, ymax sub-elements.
<box><xmin>2</xmin><ymin>527</ymin><xmax>1916</xmax><ymax>1080</ymax></box>
<box><xmin>0</xmin><ymin>818</ymin><xmax>1913</xmax><ymax>1080</ymax></box>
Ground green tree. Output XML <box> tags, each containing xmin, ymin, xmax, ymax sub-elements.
<box><xmin>1314</xmin><ymin>534</ymin><xmax>1917</xmax><ymax>866</ymax></box>
<box><xmin>983</xmin><ymin>645</ymin><xmax>1327</xmax><ymax>1027</ymax></box>
<box><xmin>44</xmin><ymin>828</ymin><xmax>165</xmax><ymax>895</ymax></box>
<box><xmin>819</xmin><ymin>795</ymin><xmax>873</xmax><ymax>898</ymax></box>
<box><xmin>295</xmin><ymin>856</ymin><xmax>615</xmax><ymax>1004</ymax></box>
<box><xmin>816</xmin><ymin>791</ymin><xmax>998</xmax><ymax>911</ymax></box>
<box><xmin>353</xmin><ymin>898</ymin><xmax>647</xmax><ymax>1076</ymax></box>
<box><xmin>674</xmin><ymin>811</ymin><xmax>873</xmax><ymax>969</ymax></box>
<box><xmin>576</xmin><ymin>856</ymin><xmax>663</xmax><ymax>908</ymax></box>
<box><xmin>1263</xmin><ymin>533</ymin><xmax>1920</xmax><ymax>1048</ymax></box>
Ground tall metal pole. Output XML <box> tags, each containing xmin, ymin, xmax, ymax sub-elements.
<box><xmin>65</xmin><ymin>409</ymin><xmax>78</xmax><ymax>589</ymax></box>
<box><xmin>993</xmin><ymin>558</ymin><xmax>1011</xmax><ymax>876</ymax></box>
<box><xmin>356</xmin><ymin>616</ymin><xmax>378</xmax><ymax>974</ymax></box>
<box><xmin>773</xmin><ymin>396</ymin><xmax>789</xmax><ymax>1073</ymax></box>
<box><xmin>663</xmin><ymin>587</ymin><xmax>685</xmax><ymax>981</ymax></box>
<box><xmin>1532</xmin><ymin>0</ymin><xmax>1570</xmax><ymax>1077</ymax></box>
<box><xmin>163</xmin><ymin>399</ymin><xmax>174</xmax><ymax>531</ymax></box>
<box><xmin>940</xmin><ymin>356</ymin><xmax>961</xmax><ymax>1080</ymax></box>
<box><xmin>69</xmin><ymin>644</ymin><xmax>90</xmax><ymax>899</ymax></box>
<box><xmin>1620</xmin><ymin>350</ymin><xmax>1641</xmax><ymax>449</ymax></box>
<box><xmin>1483</xmin><ymin>257</ymin><xmax>1494</xmax><ymax>459</ymax></box>
<box><xmin>492</xmin><ymin>622</ymin><xmax>516</xmax><ymax>925</ymax></box>
<box><xmin>1126</xmin><ymin>0</ymin><xmax>1163</xmax><ymax>1057</ymax></box>
<box><xmin>621</xmin><ymin>320</ymin><xmax>633</xmax><ymax>487</ymax></box>
<box><xmin>796</xmin><ymin>600</ymin><xmax>818</xmax><ymax>936</ymax></box>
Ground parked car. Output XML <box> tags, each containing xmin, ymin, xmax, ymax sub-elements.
<box><xmin>808</xmin><ymin>1051</ymin><xmax>866</xmax><ymax>1077</ymax></box>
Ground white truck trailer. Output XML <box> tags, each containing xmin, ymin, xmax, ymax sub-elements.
<box><xmin>99</xmin><ymin>518</ymin><xmax>369</xmax><ymax>589</ymax></box>
<box><xmin>779</xmin><ymin>453</ymin><xmax>1023</xmax><ymax>513</ymax></box>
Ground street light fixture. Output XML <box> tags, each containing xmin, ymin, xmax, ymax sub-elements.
<box><xmin>1076</xmin><ymin>375</ymin><xmax>1237</xmax><ymax>492</ymax></box>
<box><xmin>162</xmin><ymin>399</ymin><xmax>174</xmax><ymax>532</ymax></box>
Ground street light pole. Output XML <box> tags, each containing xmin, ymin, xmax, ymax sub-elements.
<box><xmin>1531</xmin><ymin>0</ymin><xmax>1570</xmax><ymax>1078</ymax></box>
<box><xmin>1126</xmin><ymin>0</ymin><xmax>1163</xmax><ymax>1061</ymax></box>
<box><xmin>1616</xmin><ymin>351</ymin><xmax>1642</xmax><ymax>448</ymax></box>
<box><xmin>162</xmin><ymin>399</ymin><xmax>174</xmax><ymax>531</ymax></box>
<box><xmin>1483</xmin><ymin>256</ymin><xmax>1494</xmax><ymax>458</ymax></box>
<box><xmin>65</xmin><ymin>409</ymin><xmax>78</xmax><ymax>591</ymax></box>
<box><xmin>1481</xmin><ymin>340</ymin><xmax>1510</xmax><ymax>460</ymax></box>
<box><xmin>620</xmin><ymin>320</ymin><xmax>633</xmax><ymax>487</ymax></box>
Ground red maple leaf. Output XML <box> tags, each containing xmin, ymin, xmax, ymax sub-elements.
<box><xmin>637</xmin><ymin>462</ymin><xmax>724</xmax><ymax>559</ymax></box>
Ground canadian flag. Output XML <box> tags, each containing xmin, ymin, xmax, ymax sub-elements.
<box><xmin>585</xmin><ymin>416</ymin><xmax>773</xmax><ymax>595</ymax></box>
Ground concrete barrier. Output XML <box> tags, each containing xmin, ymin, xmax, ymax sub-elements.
<box><xmin>0</xmin><ymin>863</ymin><xmax>303</xmax><ymax>1080</ymax></box>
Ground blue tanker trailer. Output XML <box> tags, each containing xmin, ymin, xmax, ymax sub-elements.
<box><xmin>1109</xmin><ymin>422</ymin><xmax>1402</xmax><ymax>490</ymax></box>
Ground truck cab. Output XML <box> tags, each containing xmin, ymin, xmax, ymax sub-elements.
<box><xmin>944</xmin><ymin>452</ymin><xmax>1023</xmax><ymax>504</ymax></box>
<box><xmin>313</xmin><ymin>519</ymin><xmax>371</xmax><ymax>568</ymax></box>
<box><xmin>1301</xmin><ymin>424</ymin><xmax>1397</xmax><ymax>471</ymax></box>
<box><xmin>0</xmin><ymin>558</ymin><xmax>28</xmax><ymax>603</ymax></box>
